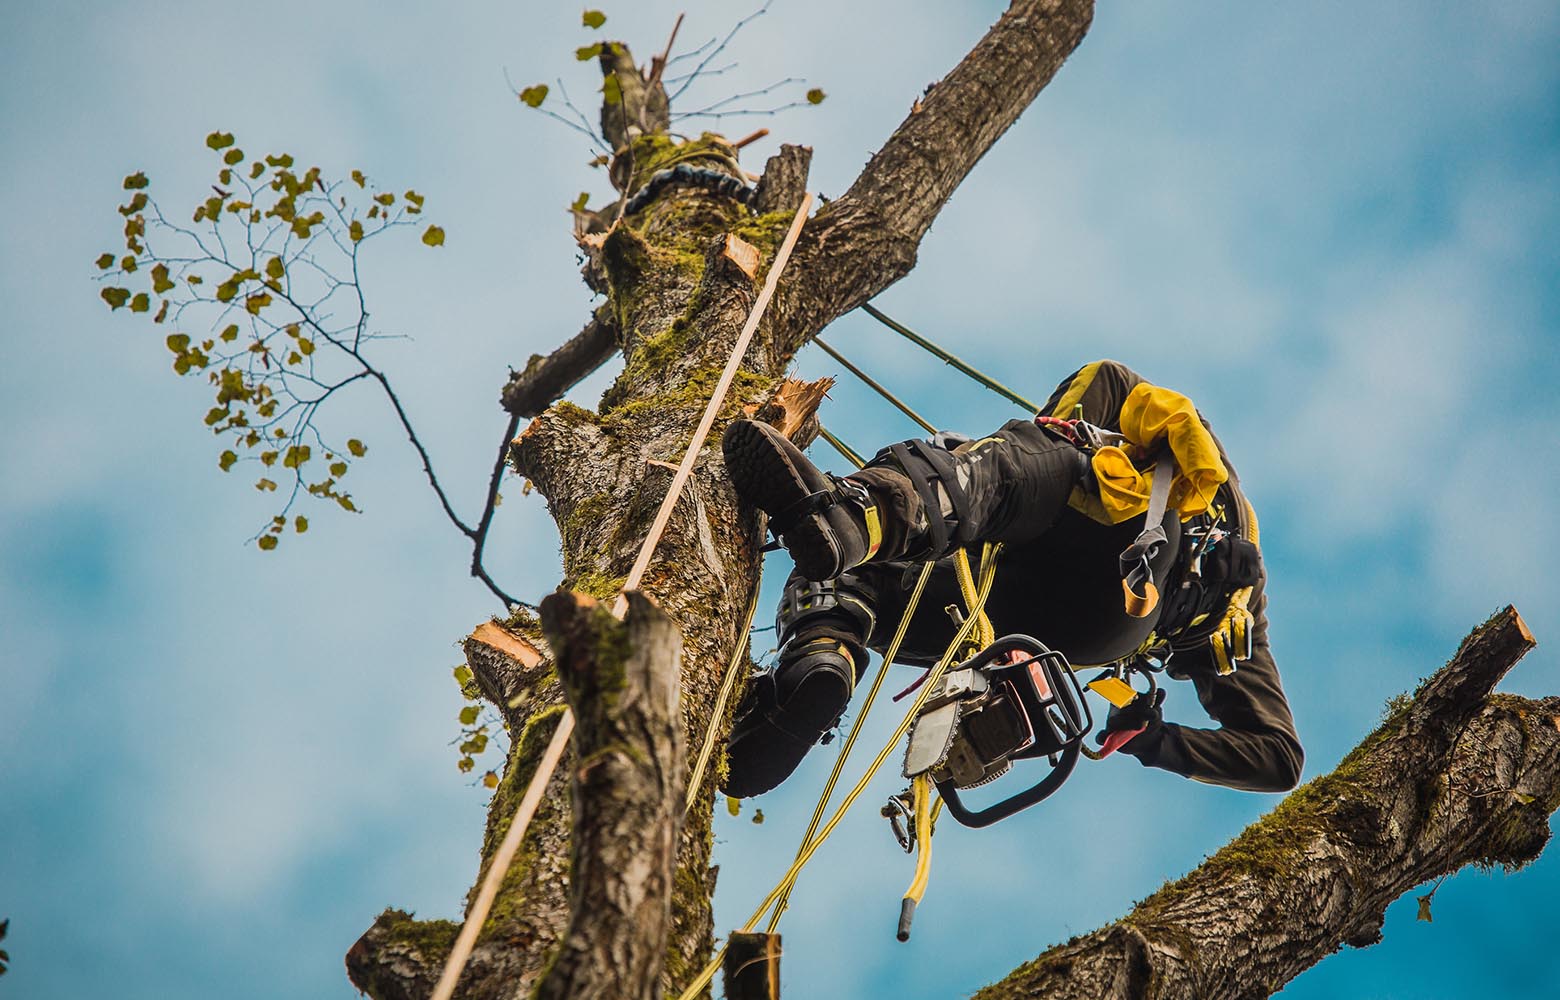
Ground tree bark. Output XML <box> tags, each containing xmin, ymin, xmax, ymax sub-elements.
<box><xmin>975</xmin><ymin>607</ymin><xmax>1558</xmax><ymax>1000</ymax></box>
<box><xmin>532</xmin><ymin>590</ymin><xmax>684</xmax><ymax>1000</ymax></box>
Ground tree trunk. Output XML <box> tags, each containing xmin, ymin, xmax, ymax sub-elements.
<box><xmin>531</xmin><ymin>590</ymin><xmax>684</xmax><ymax>1000</ymax></box>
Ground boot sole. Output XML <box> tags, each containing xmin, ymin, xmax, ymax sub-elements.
<box><xmin>723</xmin><ymin>420</ymin><xmax>846</xmax><ymax>581</ymax></box>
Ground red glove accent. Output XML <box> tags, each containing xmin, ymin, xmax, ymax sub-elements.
<box><xmin>1095</xmin><ymin>725</ymin><xmax>1147</xmax><ymax>759</ymax></box>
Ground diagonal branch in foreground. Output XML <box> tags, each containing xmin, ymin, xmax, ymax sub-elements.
<box><xmin>785</xmin><ymin>0</ymin><xmax>1095</xmax><ymax>341</ymax></box>
<box><xmin>975</xmin><ymin>606</ymin><xmax>1556</xmax><ymax>1000</ymax></box>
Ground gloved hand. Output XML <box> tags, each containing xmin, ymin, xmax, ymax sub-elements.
<box><xmin>1095</xmin><ymin>687</ymin><xmax>1166</xmax><ymax>751</ymax></box>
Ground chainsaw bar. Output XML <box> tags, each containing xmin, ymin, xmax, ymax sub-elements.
<box><xmin>903</xmin><ymin>667</ymin><xmax>989</xmax><ymax>778</ymax></box>
<box><xmin>902</xmin><ymin>700</ymin><xmax>961</xmax><ymax>778</ymax></box>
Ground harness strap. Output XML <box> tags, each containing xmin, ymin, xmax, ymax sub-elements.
<box><xmin>767</xmin><ymin>477</ymin><xmax>882</xmax><ymax>560</ymax></box>
<box><xmin>769</xmin><ymin>486</ymin><xmax>841</xmax><ymax>535</ymax></box>
<box><xmin>1118</xmin><ymin>454</ymin><xmax>1174</xmax><ymax>617</ymax></box>
<box><xmin>889</xmin><ymin>442</ymin><xmax>948</xmax><ymax>555</ymax></box>
<box><xmin>887</xmin><ymin>439</ymin><xmax>977</xmax><ymax>557</ymax></box>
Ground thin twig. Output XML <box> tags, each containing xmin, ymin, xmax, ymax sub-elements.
<box><xmin>665</xmin><ymin>34</ymin><xmax>717</xmax><ymax>68</ymax></box>
<box><xmin>470</xmin><ymin>410</ymin><xmax>526</xmax><ymax>609</ymax></box>
<box><xmin>660</xmin><ymin>61</ymin><xmax>738</xmax><ymax>88</ymax></box>
<box><xmin>553</xmin><ymin>76</ymin><xmax>610</xmax><ymax>150</ymax></box>
<box><xmin>668</xmin><ymin>0</ymin><xmax>772</xmax><ymax>103</ymax></box>
<box><xmin>675</xmin><ymin>101</ymin><xmax>813</xmax><ymax>122</ymax></box>
<box><xmin>673</xmin><ymin>77</ymin><xmax>806</xmax><ymax>120</ymax></box>
<box><xmin>646</xmin><ymin>12</ymin><xmax>685</xmax><ymax>93</ymax></box>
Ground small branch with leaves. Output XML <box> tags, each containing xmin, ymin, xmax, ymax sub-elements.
<box><xmin>99</xmin><ymin>131</ymin><xmax>528</xmax><ymax>610</ymax></box>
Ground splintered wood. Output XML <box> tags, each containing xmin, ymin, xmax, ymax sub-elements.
<box><xmin>749</xmin><ymin>377</ymin><xmax>835</xmax><ymax>441</ymax></box>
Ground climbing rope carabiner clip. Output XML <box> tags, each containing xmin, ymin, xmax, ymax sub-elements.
<box><xmin>881</xmin><ymin>791</ymin><xmax>916</xmax><ymax>854</ymax></box>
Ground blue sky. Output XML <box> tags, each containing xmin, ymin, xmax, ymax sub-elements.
<box><xmin>2</xmin><ymin>2</ymin><xmax>1556</xmax><ymax>998</ymax></box>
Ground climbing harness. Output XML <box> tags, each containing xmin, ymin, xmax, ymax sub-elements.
<box><xmin>786</xmin><ymin>334</ymin><xmax>1273</xmax><ymax>946</ymax></box>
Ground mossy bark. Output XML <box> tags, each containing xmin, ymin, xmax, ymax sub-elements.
<box><xmin>974</xmin><ymin>608</ymin><xmax>1559</xmax><ymax>1000</ymax></box>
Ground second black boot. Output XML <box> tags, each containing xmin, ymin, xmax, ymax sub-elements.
<box><xmin>721</xmin><ymin>636</ymin><xmax>861</xmax><ymax>798</ymax></box>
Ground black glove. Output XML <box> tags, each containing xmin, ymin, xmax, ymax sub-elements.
<box><xmin>1095</xmin><ymin>687</ymin><xmax>1166</xmax><ymax>746</ymax></box>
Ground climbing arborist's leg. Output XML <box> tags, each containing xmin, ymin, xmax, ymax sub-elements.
<box><xmin>723</xmin><ymin>417</ymin><xmax>1085</xmax><ymax>582</ymax></box>
<box><xmin>722</xmin><ymin>571</ymin><xmax>878</xmax><ymax>798</ymax></box>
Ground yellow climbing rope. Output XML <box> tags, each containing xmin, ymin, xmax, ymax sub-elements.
<box><xmin>685</xmin><ymin>582</ymin><xmax>764</xmax><ymax>813</ymax></box>
<box><xmin>673</xmin><ymin>543</ymin><xmax>1003</xmax><ymax>1000</ymax></box>
<box><xmin>765</xmin><ymin>559</ymin><xmax>937</xmax><ymax>932</ymax></box>
<box><xmin>896</xmin><ymin>772</ymin><xmax>935</xmax><ymax>941</ymax></box>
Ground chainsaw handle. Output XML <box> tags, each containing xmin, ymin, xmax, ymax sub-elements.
<box><xmin>934</xmin><ymin>742</ymin><xmax>1081</xmax><ymax>829</ymax></box>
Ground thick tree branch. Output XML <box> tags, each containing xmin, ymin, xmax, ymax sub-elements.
<box><xmin>786</xmin><ymin>0</ymin><xmax>1094</xmax><ymax>341</ymax></box>
<box><xmin>975</xmin><ymin>607</ymin><xmax>1555</xmax><ymax>1000</ymax></box>
<box><xmin>534</xmin><ymin>590</ymin><xmax>685</xmax><ymax>1000</ymax></box>
<box><xmin>501</xmin><ymin>310</ymin><xmax>620</xmax><ymax>417</ymax></box>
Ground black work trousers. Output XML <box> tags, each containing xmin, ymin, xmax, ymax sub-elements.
<box><xmin>797</xmin><ymin>418</ymin><xmax>1182</xmax><ymax>669</ymax></box>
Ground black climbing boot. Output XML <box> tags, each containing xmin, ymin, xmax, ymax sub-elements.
<box><xmin>721</xmin><ymin>637</ymin><xmax>862</xmax><ymax>798</ymax></box>
<box><xmin>723</xmin><ymin>419</ymin><xmax>880</xmax><ymax>581</ymax></box>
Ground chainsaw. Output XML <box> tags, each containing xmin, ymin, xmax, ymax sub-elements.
<box><xmin>898</xmin><ymin>634</ymin><xmax>1093</xmax><ymax>829</ymax></box>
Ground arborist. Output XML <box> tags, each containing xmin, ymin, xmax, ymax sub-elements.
<box><xmin>721</xmin><ymin>360</ymin><xmax>1303</xmax><ymax>799</ymax></box>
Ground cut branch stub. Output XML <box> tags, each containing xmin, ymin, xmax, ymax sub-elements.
<box><xmin>753</xmin><ymin>144</ymin><xmax>813</xmax><ymax>216</ymax></box>
<box><xmin>723</xmin><ymin>234</ymin><xmax>761</xmax><ymax>281</ymax></box>
<box><xmin>500</xmin><ymin>310</ymin><xmax>619</xmax><ymax>417</ymax></box>
<box><xmin>464</xmin><ymin>618</ymin><xmax>555</xmax><ymax>726</ymax></box>
<box><xmin>750</xmin><ymin>376</ymin><xmax>834</xmax><ymax>449</ymax></box>
<box><xmin>533</xmin><ymin>589</ymin><xmax>685</xmax><ymax>1000</ymax></box>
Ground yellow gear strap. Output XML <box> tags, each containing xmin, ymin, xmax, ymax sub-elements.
<box><xmin>897</xmin><ymin>773</ymin><xmax>935</xmax><ymax>940</ymax></box>
<box><xmin>863</xmin><ymin>504</ymin><xmax>883</xmax><ymax>561</ymax></box>
<box><xmin>1210</xmin><ymin>498</ymin><xmax>1261</xmax><ymax>675</ymax></box>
